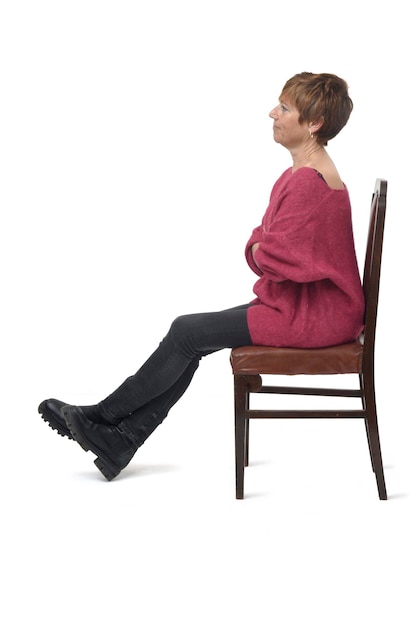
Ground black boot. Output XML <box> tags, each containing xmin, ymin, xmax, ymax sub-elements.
<box><xmin>62</xmin><ymin>405</ymin><xmax>138</xmax><ymax>481</ymax></box>
<box><xmin>38</xmin><ymin>399</ymin><xmax>74</xmax><ymax>439</ymax></box>
<box><xmin>63</xmin><ymin>360</ymin><xmax>200</xmax><ymax>481</ymax></box>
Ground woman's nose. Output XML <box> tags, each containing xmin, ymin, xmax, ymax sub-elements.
<box><xmin>269</xmin><ymin>107</ymin><xmax>279</xmax><ymax>119</ymax></box>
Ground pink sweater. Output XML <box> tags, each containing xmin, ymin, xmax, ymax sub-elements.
<box><xmin>245</xmin><ymin>167</ymin><xmax>365</xmax><ymax>348</ymax></box>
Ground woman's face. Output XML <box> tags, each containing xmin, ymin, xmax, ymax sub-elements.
<box><xmin>269</xmin><ymin>98</ymin><xmax>309</xmax><ymax>148</ymax></box>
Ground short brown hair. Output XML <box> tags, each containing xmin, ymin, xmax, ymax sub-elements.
<box><xmin>280</xmin><ymin>72</ymin><xmax>353</xmax><ymax>146</ymax></box>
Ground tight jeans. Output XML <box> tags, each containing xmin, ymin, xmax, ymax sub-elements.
<box><xmin>98</xmin><ymin>303</ymin><xmax>253</xmax><ymax>446</ymax></box>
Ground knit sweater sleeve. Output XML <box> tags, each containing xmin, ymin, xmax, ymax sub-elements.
<box><xmin>248</xmin><ymin>169</ymin><xmax>348</xmax><ymax>285</ymax></box>
<box><xmin>245</xmin><ymin>225</ymin><xmax>264</xmax><ymax>276</ymax></box>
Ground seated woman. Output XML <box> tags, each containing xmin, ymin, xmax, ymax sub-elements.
<box><xmin>39</xmin><ymin>72</ymin><xmax>364</xmax><ymax>481</ymax></box>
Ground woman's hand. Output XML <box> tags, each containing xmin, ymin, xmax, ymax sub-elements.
<box><xmin>252</xmin><ymin>242</ymin><xmax>261</xmax><ymax>268</ymax></box>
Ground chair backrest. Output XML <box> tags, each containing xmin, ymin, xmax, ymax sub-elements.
<box><xmin>362</xmin><ymin>179</ymin><xmax>388</xmax><ymax>367</ymax></box>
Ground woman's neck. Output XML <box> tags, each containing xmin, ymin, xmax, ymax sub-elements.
<box><xmin>290</xmin><ymin>144</ymin><xmax>327</xmax><ymax>172</ymax></box>
<box><xmin>289</xmin><ymin>146</ymin><xmax>344</xmax><ymax>190</ymax></box>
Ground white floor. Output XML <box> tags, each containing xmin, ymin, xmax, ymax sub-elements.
<box><xmin>3</xmin><ymin>352</ymin><xmax>416</xmax><ymax>626</ymax></box>
<box><xmin>2</xmin><ymin>3</ymin><xmax>416</xmax><ymax>623</ymax></box>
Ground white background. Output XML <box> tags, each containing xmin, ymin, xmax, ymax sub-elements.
<box><xmin>1</xmin><ymin>1</ymin><xmax>416</xmax><ymax>624</ymax></box>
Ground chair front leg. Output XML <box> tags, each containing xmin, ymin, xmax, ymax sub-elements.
<box><xmin>234</xmin><ymin>374</ymin><xmax>262</xmax><ymax>499</ymax></box>
<box><xmin>234</xmin><ymin>375</ymin><xmax>248</xmax><ymax>499</ymax></box>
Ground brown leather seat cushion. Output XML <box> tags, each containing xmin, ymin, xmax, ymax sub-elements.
<box><xmin>230</xmin><ymin>341</ymin><xmax>363</xmax><ymax>376</ymax></box>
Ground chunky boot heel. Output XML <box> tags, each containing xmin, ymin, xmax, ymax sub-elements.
<box><xmin>94</xmin><ymin>457</ymin><xmax>120</xmax><ymax>481</ymax></box>
<box><xmin>62</xmin><ymin>405</ymin><xmax>137</xmax><ymax>480</ymax></box>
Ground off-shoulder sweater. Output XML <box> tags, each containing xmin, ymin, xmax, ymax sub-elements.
<box><xmin>245</xmin><ymin>167</ymin><xmax>365</xmax><ymax>348</ymax></box>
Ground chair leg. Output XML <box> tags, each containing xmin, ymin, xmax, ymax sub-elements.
<box><xmin>360</xmin><ymin>374</ymin><xmax>375</xmax><ymax>473</ymax></box>
<box><xmin>366</xmin><ymin>416</ymin><xmax>387</xmax><ymax>500</ymax></box>
<box><xmin>243</xmin><ymin>374</ymin><xmax>261</xmax><ymax>470</ymax></box>
<box><xmin>364</xmin><ymin>420</ymin><xmax>376</xmax><ymax>473</ymax></box>
<box><xmin>363</xmin><ymin>374</ymin><xmax>387</xmax><ymax>500</ymax></box>
<box><xmin>235</xmin><ymin>416</ymin><xmax>245</xmax><ymax>499</ymax></box>
<box><xmin>244</xmin><ymin>418</ymin><xmax>249</xmax><ymax>467</ymax></box>
<box><xmin>234</xmin><ymin>376</ymin><xmax>247</xmax><ymax>499</ymax></box>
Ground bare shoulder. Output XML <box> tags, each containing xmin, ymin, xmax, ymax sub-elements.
<box><xmin>312</xmin><ymin>154</ymin><xmax>345</xmax><ymax>190</ymax></box>
<box><xmin>319</xmin><ymin>169</ymin><xmax>345</xmax><ymax>190</ymax></box>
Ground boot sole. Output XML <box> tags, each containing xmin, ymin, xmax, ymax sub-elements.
<box><xmin>62</xmin><ymin>407</ymin><xmax>121</xmax><ymax>481</ymax></box>
<box><xmin>38</xmin><ymin>401</ymin><xmax>73</xmax><ymax>440</ymax></box>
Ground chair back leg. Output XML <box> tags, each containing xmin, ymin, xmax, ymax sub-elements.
<box><xmin>362</xmin><ymin>372</ymin><xmax>387</xmax><ymax>500</ymax></box>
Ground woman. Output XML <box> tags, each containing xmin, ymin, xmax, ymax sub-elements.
<box><xmin>39</xmin><ymin>72</ymin><xmax>365</xmax><ymax>481</ymax></box>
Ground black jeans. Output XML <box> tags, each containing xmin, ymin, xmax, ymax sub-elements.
<box><xmin>98</xmin><ymin>303</ymin><xmax>253</xmax><ymax>442</ymax></box>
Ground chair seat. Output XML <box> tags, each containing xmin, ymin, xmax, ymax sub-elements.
<box><xmin>230</xmin><ymin>340</ymin><xmax>363</xmax><ymax>376</ymax></box>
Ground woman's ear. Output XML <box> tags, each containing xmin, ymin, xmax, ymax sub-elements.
<box><xmin>309</xmin><ymin>116</ymin><xmax>324</xmax><ymax>134</ymax></box>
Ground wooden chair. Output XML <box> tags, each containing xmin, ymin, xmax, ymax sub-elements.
<box><xmin>230</xmin><ymin>179</ymin><xmax>388</xmax><ymax>500</ymax></box>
